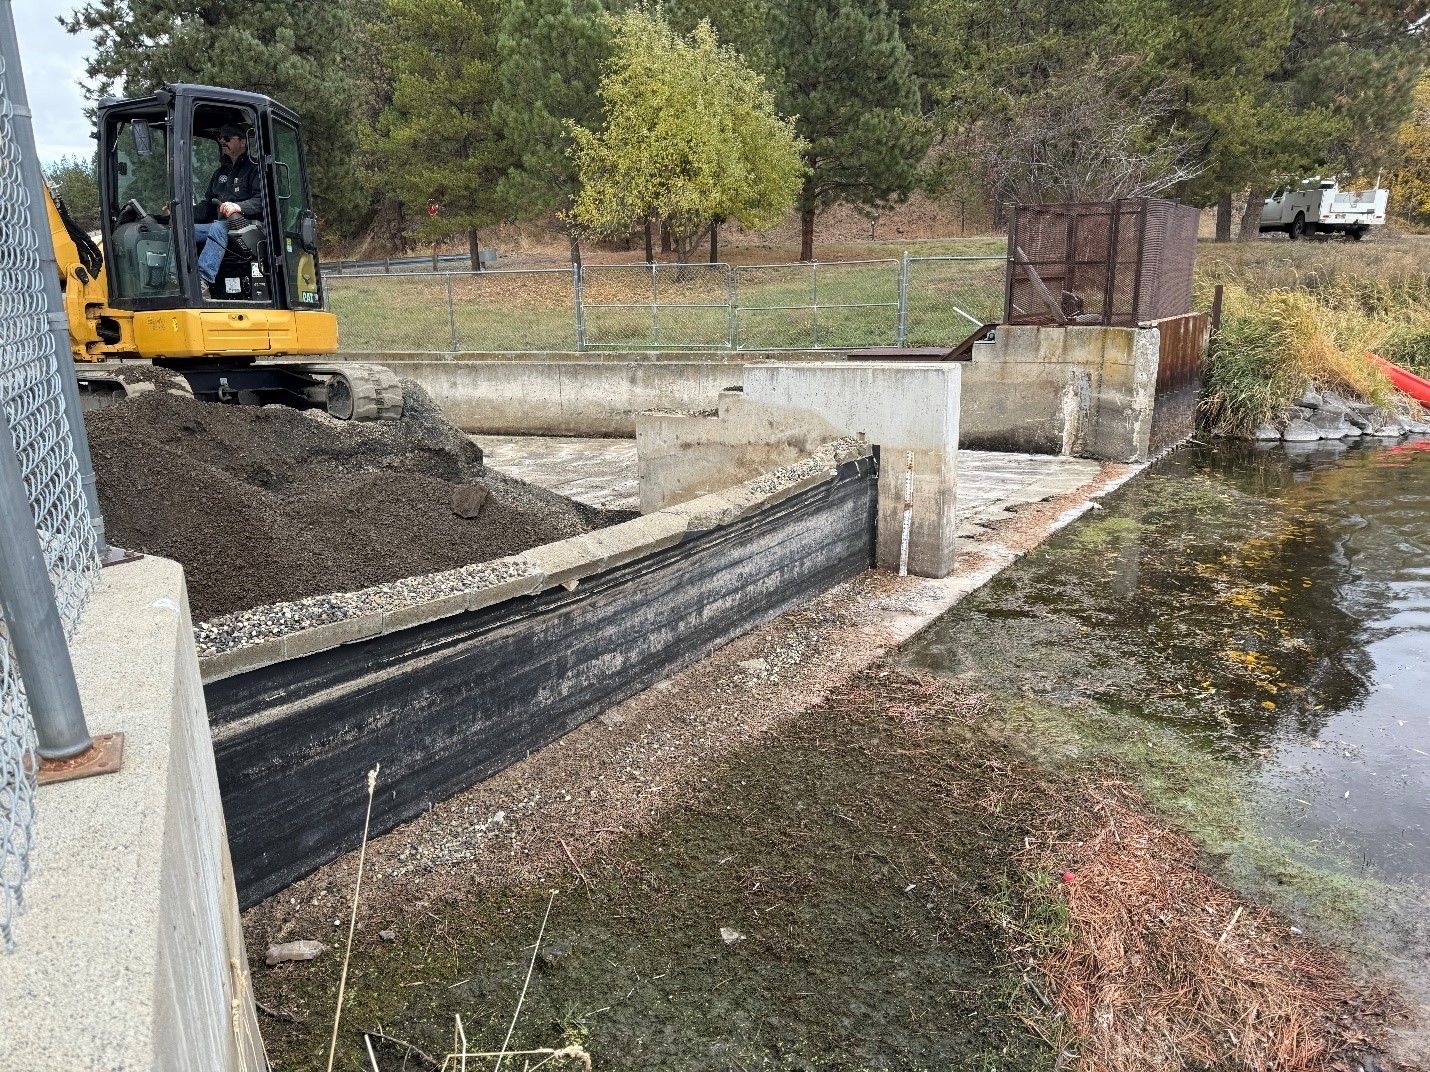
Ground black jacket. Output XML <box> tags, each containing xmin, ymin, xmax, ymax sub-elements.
<box><xmin>198</xmin><ymin>154</ymin><xmax>264</xmax><ymax>222</ymax></box>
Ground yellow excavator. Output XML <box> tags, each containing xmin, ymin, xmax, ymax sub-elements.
<box><xmin>48</xmin><ymin>82</ymin><xmax>402</xmax><ymax>420</ymax></box>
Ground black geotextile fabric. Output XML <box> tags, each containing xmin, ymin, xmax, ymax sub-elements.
<box><xmin>208</xmin><ymin>456</ymin><xmax>878</xmax><ymax>907</ymax></box>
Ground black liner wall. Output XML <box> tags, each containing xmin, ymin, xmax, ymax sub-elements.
<box><xmin>207</xmin><ymin>456</ymin><xmax>878</xmax><ymax>907</ymax></box>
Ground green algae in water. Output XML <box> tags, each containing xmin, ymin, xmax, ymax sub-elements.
<box><xmin>258</xmin><ymin>691</ymin><xmax>1063</xmax><ymax>1072</ymax></box>
<box><xmin>904</xmin><ymin>440</ymin><xmax>1430</xmax><ymax>971</ymax></box>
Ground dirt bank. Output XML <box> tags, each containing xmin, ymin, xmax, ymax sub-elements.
<box><xmin>86</xmin><ymin>383</ymin><xmax>629</xmax><ymax>620</ymax></box>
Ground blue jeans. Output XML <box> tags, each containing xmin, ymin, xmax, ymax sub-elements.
<box><xmin>194</xmin><ymin>220</ymin><xmax>229</xmax><ymax>284</ymax></box>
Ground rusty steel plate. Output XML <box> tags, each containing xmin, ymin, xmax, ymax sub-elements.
<box><xmin>36</xmin><ymin>733</ymin><xmax>126</xmax><ymax>785</ymax></box>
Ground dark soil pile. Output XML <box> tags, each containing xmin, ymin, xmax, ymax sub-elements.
<box><xmin>86</xmin><ymin>383</ymin><xmax>627</xmax><ymax>620</ymax></box>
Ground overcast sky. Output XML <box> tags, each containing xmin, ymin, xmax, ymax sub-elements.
<box><xmin>13</xmin><ymin>2</ymin><xmax>97</xmax><ymax>166</ymax></box>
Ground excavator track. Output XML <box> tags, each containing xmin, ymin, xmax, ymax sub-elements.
<box><xmin>292</xmin><ymin>362</ymin><xmax>405</xmax><ymax>422</ymax></box>
<box><xmin>74</xmin><ymin>363</ymin><xmax>195</xmax><ymax>413</ymax></box>
<box><xmin>74</xmin><ymin>359</ymin><xmax>405</xmax><ymax>423</ymax></box>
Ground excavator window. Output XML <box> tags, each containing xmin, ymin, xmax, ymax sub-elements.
<box><xmin>189</xmin><ymin>104</ymin><xmax>273</xmax><ymax>303</ymax></box>
<box><xmin>269</xmin><ymin>117</ymin><xmax>322</xmax><ymax>310</ymax></box>
<box><xmin>108</xmin><ymin>114</ymin><xmax>180</xmax><ymax>301</ymax></box>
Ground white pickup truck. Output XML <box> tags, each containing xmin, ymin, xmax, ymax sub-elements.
<box><xmin>1260</xmin><ymin>180</ymin><xmax>1389</xmax><ymax>240</ymax></box>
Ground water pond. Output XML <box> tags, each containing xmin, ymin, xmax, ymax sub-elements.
<box><xmin>905</xmin><ymin>436</ymin><xmax>1430</xmax><ymax>1008</ymax></box>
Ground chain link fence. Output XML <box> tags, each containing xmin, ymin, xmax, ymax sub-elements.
<box><xmin>0</xmin><ymin>40</ymin><xmax>102</xmax><ymax>951</ymax></box>
<box><xmin>328</xmin><ymin>255</ymin><xmax>1006</xmax><ymax>353</ymax></box>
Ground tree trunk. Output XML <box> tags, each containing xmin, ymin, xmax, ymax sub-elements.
<box><xmin>709</xmin><ymin>221</ymin><xmax>719</xmax><ymax>264</ymax></box>
<box><xmin>671</xmin><ymin>233</ymin><xmax>696</xmax><ymax>281</ymax></box>
<box><xmin>799</xmin><ymin>208</ymin><xmax>815</xmax><ymax>262</ymax></box>
<box><xmin>644</xmin><ymin>218</ymin><xmax>654</xmax><ymax>264</ymax></box>
<box><xmin>660</xmin><ymin>218</ymin><xmax>672</xmax><ymax>254</ymax></box>
<box><xmin>1238</xmin><ymin>188</ymin><xmax>1266</xmax><ymax>242</ymax></box>
<box><xmin>569</xmin><ymin>232</ymin><xmax>582</xmax><ymax>268</ymax></box>
<box><xmin>468</xmin><ymin>228</ymin><xmax>481</xmax><ymax>271</ymax></box>
<box><xmin>431</xmin><ymin>241</ymin><xmax>439</xmax><ymax>270</ymax></box>
<box><xmin>1214</xmin><ymin>192</ymin><xmax>1233</xmax><ymax>242</ymax></box>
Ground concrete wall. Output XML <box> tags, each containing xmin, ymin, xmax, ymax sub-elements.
<box><xmin>0</xmin><ymin>557</ymin><xmax>265</xmax><ymax>1072</ymax></box>
<box><xmin>349</xmin><ymin>351</ymin><xmax>833</xmax><ymax>437</ymax></box>
<box><xmin>961</xmin><ymin>324</ymin><xmax>1161</xmax><ymax>462</ymax></box>
<box><xmin>638</xmin><ymin>363</ymin><xmax>961</xmax><ymax>578</ymax></box>
<box><xmin>636</xmin><ymin>391</ymin><xmax>845</xmax><ymax>513</ymax></box>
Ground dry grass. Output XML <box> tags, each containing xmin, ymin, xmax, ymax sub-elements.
<box><xmin>1001</xmin><ymin>782</ymin><xmax>1387</xmax><ymax>1072</ymax></box>
<box><xmin>1194</xmin><ymin>236</ymin><xmax>1430</xmax><ymax>434</ymax></box>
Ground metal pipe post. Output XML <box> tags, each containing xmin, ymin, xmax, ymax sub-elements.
<box><xmin>0</xmin><ymin>1</ymin><xmax>110</xmax><ymax>557</ymax></box>
<box><xmin>811</xmin><ymin>262</ymin><xmax>819</xmax><ymax>348</ymax></box>
<box><xmin>897</xmin><ymin>251</ymin><xmax>909</xmax><ymax>346</ymax></box>
<box><xmin>573</xmin><ymin>264</ymin><xmax>586</xmax><ymax>352</ymax></box>
<box><xmin>726</xmin><ymin>264</ymin><xmax>736</xmax><ymax>350</ymax></box>
<box><xmin>0</xmin><ymin>406</ymin><xmax>92</xmax><ymax>760</ymax></box>
<box><xmin>445</xmin><ymin>274</ymin><xmax>458</xmax><ymax>351</ymax></box>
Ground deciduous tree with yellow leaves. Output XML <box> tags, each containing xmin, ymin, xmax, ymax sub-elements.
<box><xmin>567</xmin><ymin>9</ymin><xmax>806</xmax><ymax>265</ymax></box>
<box><xmin>1389</xmin><ymin>77</ymin><xmax>1430</xmax><ymax>227</ymax></box>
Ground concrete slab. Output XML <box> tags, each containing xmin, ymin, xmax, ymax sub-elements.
<box><xmin>474</xmin><ymin>434</ymin><xmax>1107</xmax><ymax>548</ymax></box>
<box><xmin>473</xmin><ymin>434</ymin><xmax>640</xmax><ymax>511</ymax></box>
<box><xmin>0</xmin><ymin>556</ymin><xmax>264</xmax><ymax>1071</ymax></box>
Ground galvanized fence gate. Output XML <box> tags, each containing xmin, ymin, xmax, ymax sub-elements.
<box><xmin>0</xmin><ymin>6</ymin><xmax>108</xmax><ymax>951</ymax></box>
<box><xmin>326</xmin><ymin>253</ymin><xmax>1007</xmax><ymax>353</ymax></box>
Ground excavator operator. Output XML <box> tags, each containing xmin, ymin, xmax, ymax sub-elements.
<box><xmin>193</xmin><ymin>123</ymin><xmax>263</xmax><ymax>287</ymax></box>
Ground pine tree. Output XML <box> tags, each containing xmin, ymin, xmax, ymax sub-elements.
<box><xmin>491</xmin><ymin>0</ymin><xmax>612</xmax><ymax>263</ymax></box>
<box><xmin>371</xmin><ymin>0</ymin><xmax>509</xmax><ymax>267</ymax></box>
<box><xmin>62</xmin><ymin>0</ymin><xmax>364</xmax><ymax>234</ymax></box>
<box><xmin>44</xmin><ymin>155</ymin><xmax>102</xmax><ymax>233</ymax></box>
<box><xmin>766</xmin><ymin>0</ymin><xmax>931</xmax><ymax>260</ymax></box>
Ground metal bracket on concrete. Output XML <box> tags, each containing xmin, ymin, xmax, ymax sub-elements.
<box><xmin>35</xmin><ymin>732</ymin><xmax>125</xmax><ymax>785</ymax></box>
<box><xmin>100</xmin><ymin>547</ymin><xmax>144</xmax><ymax>568</ymax></box>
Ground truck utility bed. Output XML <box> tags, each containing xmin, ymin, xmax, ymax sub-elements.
<box><xmin>1261</xmin><ymin>180</ymin><xmax>1388</xmax><ymax>240</ymax></box>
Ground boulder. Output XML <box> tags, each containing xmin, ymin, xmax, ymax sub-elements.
<box><xmin>451</xmin><ymin>485</ymin><xmax>489</xmax><ymax>519</ymax></box>
<box><xmin>1251</xmin><ymin>422</ymin><xmax>1282</xmax><ymax>441</ymax></box>
<box><xmin>1281</xmin><ymin>419</ymin><xmax>1320</xmax><ymax>442</ymax></box>
<box><xmin>1297</xmin><ymin>385</ymin><xmax>1323</xmax><ymax>409</ymax></box>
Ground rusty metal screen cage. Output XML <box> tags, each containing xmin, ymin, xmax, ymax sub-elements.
<box><xmin>1003</xmin><ymin>198</ymin><xmax>1199</xmax><ymax>327</ymax></box>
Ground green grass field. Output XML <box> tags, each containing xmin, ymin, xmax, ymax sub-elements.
<box><xmin>328</xmin><ymin>241</ymin><xmax>1008</xmax><ymax>353</ymax></box>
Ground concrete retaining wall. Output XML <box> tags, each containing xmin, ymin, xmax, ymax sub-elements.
<box><xmin>347</xmin><ymin>351</ymin><xmax>833</xmax><ymax>437</ymax></box>
<box><xmin>637</xmin><ymin>362</ymin><xmax>961</xmax><ymax>577</ymax></box>
<box><xmin>0</xmin><ymin>557</ymin><xmax>264</xmax><ymax>1072</ymax></box>
<box><xmin>202</xmin><ymin>444</ymin><xmax>877</xmax><ymax>907</ymax></box>
<box><xmin>962</xmin><ymin>324</ymin><xmax>1162</xmax><ymax>461</ymax></box>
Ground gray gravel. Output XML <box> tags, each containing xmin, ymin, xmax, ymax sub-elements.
<box><xmin>193</xmin><ymin>557</ymin><xmax>538</xmax><ymax>658</ymax></box>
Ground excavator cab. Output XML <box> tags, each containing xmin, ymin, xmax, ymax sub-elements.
<box><xmin>98</xmin><ymin>84</ymin><xmax>321</xmax><ymax>314</ymax></box>
<box><xmin>60</xmin><ymin>84</ymin><xmax>401</xmax><ymax>420</ymax></box>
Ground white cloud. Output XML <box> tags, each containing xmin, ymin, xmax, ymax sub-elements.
<box><xmin>13</xmin><ymin>2</ymin><xmax>97</xmax><ymax>166</ymax></box>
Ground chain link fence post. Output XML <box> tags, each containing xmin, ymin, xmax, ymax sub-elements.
<box><xmin>897</xmin><ymin>251</ymin><xmax>910</xmax><ymax>346</ymax></box>
<box><xmin>445</xmin><ymin>274</ymin><xmax>458</xmax><ymax>352</ymax></box>
<box><xmin>725</xmin><ymin>264</ymin><xmax>736</xmax><ymax>349</ymax></box>
<box><xmin>573</xmin><ymin>263</ymin><xmax>585</xmax><ymax>353</ymax></box>
<box><xmin>811</xmin><ymin>262</ymin><xmax>824</xmax><ymax>349</ymax></box>
<box><xmin>0</xmin><ymin>407</ymin><xmax>90</xmax><ymax>762</ymax></box>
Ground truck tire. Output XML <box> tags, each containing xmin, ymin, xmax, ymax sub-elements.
<box><xmin>1289</xmin><ymin>213</ymin><xmax>1306</xmax><ymax>241</ymax></box>
<box><xmin>1348</xmin><ymin>226</ymin><xmax>1366</xmax><ymax>241</ymax></box>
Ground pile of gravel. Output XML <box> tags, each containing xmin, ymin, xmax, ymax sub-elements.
<box><xmin>86</xmin><ymin>381</ymin><xmax>629</xmax><ymax>621</ymax></box>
